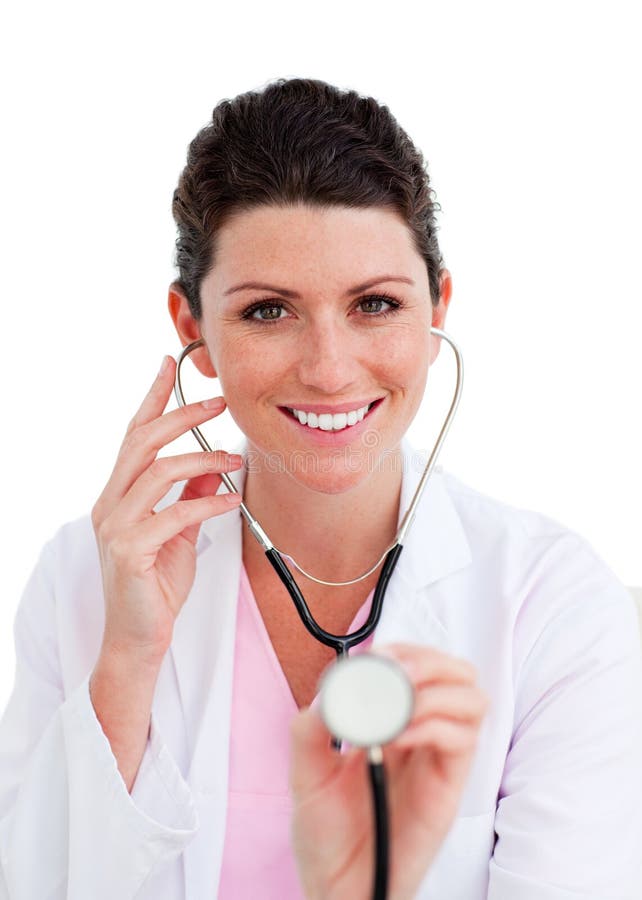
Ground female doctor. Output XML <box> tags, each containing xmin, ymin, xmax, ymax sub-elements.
<box><xmin>1</xmin><ymin>77</ymin><xmax>641</xmax><ymax>900</ymax></box>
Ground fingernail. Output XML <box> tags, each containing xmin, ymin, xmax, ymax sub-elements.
<box><xmin>225</xmin><ymin>492</ymin><xmax>242</xmax><ymax>504</ymax></box>
<box><xmin>158</xmin><ymin>355</ymin><xmax>170</xmax><ymax>376</ymax></box>
<box><xmin>227</xmin><ymin>454</ymin><xmax>244</xmax><ymax>467</ymax></box>
<box><xmin>202</xmin><ymin>397</ymin><xmax>225</xmax><ymax>409</ymax></box>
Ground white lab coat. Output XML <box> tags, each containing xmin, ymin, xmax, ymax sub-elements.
<box><xmin>1</xmin><ymin>439</ymin><xmax>641</xmax><ymax>899</ymax></box>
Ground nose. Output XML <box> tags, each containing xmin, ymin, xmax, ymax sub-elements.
<box><xmin>296</xmin><ymin>317</ymin><xmax>361</xmax><ymax>395</ymax></box>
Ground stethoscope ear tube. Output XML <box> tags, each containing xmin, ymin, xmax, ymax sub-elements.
<box><xmin>396</xmin><ymin>326</ymin><xmax>463</xmax><ymax>545</ymax></box>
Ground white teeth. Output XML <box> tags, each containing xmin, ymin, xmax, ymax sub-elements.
<box><xmin>288</xmin><ymin>403</ymin><xmax>373</xmax><ymax>431</ymax></box>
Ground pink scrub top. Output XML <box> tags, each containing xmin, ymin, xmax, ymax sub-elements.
<box><xmin>217</xmin><ymin>564</ymin><xmax>375</xmax><ymax>899</ymax></box>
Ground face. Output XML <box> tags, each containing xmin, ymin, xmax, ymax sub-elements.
<box><xmin>170</xmin><ymin>203</ymin><xmax>450</xmax><ymax>494</ymax></box>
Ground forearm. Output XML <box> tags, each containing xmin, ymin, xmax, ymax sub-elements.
<box><xmin>89</xmin><ymin>646</ymin><xmax>163</xmax><ymax>793</ymax></box>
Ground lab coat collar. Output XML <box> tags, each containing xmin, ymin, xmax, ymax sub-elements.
<box><xmin>394</xmin><ymin>438</ymin><xmax>472</xmax><ymax>591</ymax></box>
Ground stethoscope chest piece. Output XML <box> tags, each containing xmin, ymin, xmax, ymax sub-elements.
<box><xmin>319</xmin><ymin>653</ymin><xmax>414</xmax><ymax>748</ymax></box>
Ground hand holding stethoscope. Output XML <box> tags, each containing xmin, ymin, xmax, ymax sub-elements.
<box><xmin>289</xmin><ymin>644</ymin><xmax>489</xmax><ymax>900</ymax></box>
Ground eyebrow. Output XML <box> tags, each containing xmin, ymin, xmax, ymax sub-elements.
<box><xmin>223</xmin><ymin>275</ymin><xmax>415</xmax><ymax>298</ymax></box>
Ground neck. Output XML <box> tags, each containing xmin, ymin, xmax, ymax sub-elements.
<box><xmin>241</xmin><ymin>444</ymin><xmax>404</xmax><ymax>584</ymax></box>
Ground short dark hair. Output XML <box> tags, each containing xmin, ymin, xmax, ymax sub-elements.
<box><xmin>172</xmin><ymin>77</ymin><xmax>444</xmax><ymax>319</ymax></box>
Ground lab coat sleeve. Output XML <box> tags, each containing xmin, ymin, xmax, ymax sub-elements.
<box><xmin>0</xmin><ymin>541</ymin><xmax>199</xmax><ymax>900</ymax></box>
<box><xmin>487</xmin><ymin>536</ymin><xmax>642</xmax><ymax>899</ymax></box>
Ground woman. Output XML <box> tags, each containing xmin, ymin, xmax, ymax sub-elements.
<box><xmin>1</xmin><ymin>78</ymin><xmax>640</xmax><ymax>900</ymax></box>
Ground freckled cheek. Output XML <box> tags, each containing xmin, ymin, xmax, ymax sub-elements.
<box><xmin>396</xmin><ymin>354</ymin><xmax>430</xmax><ymax>416</ymax></box>
<box><xmin>215</xmin><ymin>350</ymin><xmax>279</xmax><ymax>425</ymax></box>
<box><xmin>382</xmin><ymin>335</ymin><xmax>430</xmax><ymax>379</ymax></box>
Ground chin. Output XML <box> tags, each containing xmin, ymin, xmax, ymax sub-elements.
<box><xmin>286</xmin><ymin>446</ymin><xmax>398</xmax><ymax>494</ymax></box>
<box><xmin>285</xmin><ymin>466</ymin><xmax>369</xmax><ymax>496</ymax></box>
<box><xmin>243</xmin><ymin>426</ymin><xmax>404</xmax><ymax>489</ymax></box>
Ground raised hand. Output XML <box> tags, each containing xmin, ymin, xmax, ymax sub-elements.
<box><xmin>91</xmin><ymin>354</ymin><xmax>243</xmax><ymax>666</ymax></box>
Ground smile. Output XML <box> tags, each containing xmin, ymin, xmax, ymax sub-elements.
<box><xmin>284</xmin><ymin>400</ymin><xmax>379</xmax><ymax>432</ymax></box>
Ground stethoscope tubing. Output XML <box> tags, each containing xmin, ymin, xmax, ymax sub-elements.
<box><xmin>265</xmin><ymin>543</ymin><xmax>404</xmax><ymax>656</ymax></box>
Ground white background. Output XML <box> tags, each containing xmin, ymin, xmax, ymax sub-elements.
<box><xmin>1</xmin><ymin>0</ymin><xmax>640</xmax><ymax>709</ymax></box>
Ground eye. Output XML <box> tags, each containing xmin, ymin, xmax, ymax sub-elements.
<box><xmin>357</xmin><ymin>294</ymin><xmax>402</xmax><ymax>317</ymax></box>
<box><xmin>240</xmin><ymin>292</ymin><xmax>403</xmax><ymax>324</ymax></box>
<box><xmin>241</xmin><ymin>301</ymin><xmax>289</xmax><ymax>322</ymax></box>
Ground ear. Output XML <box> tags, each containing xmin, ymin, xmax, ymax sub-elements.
<box><xmin>167</xmin><ymin>283</ymin><xmax>217</xmax><ymax>378</ymax></box>
<box><xmin>431</xmin><ymin>269</ymin><xmax>452</xmax><ymax>329</ymax></box>
<box><xmin>428</xmin><ymin>269</ymin><xmax>453</xmax><ymax>365</ymax></box>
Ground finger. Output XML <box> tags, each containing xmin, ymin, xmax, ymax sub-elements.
<box><xmin>114</xmin><ymin>451</ymin><xmax>243</xmax><ymax>525</ymax></box>
<box><xmin>290</xmin><ymin>706</ymin><xmax>342</xmax><ymax>798</ymax></box>
<box><xmin>98</xmin><ymin>397</ymin><xmax>228</xmax><ymax>519</ymax></box>
<box><xmin>392</xmin><ymin>715</ymin><xmax>482</xmax><ymax>754</ymax></box>
<box><xmin>125</xmin><ymin>355</ymin><xmax>177</xmax><ymax>436</ymax></box>
<box><xmin>120</xmin><ymin>395</ymin><xmax>227</xmax><ymax>467</ymax></box>
<box><xmin>108</xmin><ymin>492</ymin><xmax>243</xmax><ymax>575</ymax></box>
<box><xmin>406</xmin><ymin>683</ymin><xmax>490</xmax><ymax>730</ymax></box>
<box><xmin>374</xmin><ymin>643</ymin><xmax>477</xmax><ymax>687</ymax></box>
<box><xmin>175</xmin><ymin>471</ymin><xmax>240</xmax><ymax>546</ymax></box>
<box><xmin>179</xmin><ymin>471</ymin><xmax>233</xmax><ymax>502</ymax></box>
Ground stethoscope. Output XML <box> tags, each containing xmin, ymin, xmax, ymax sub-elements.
<box><xmin>174</xmin><ymin>327</ymin><xmax>463</xmax><ymax>899</ymax></box>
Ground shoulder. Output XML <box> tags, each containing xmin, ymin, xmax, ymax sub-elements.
<box><xmin>29</xmin><ymin>477</ymin><xmax>189</xmax><ymax>622</ymax></box>
<box><xmin>42</xmin><ymin>478</ymin><xmax>186</xmax><ymax>578</ymax></box>
<box><xmin>13</xmin><ymin>513</ymin><xmax>104</xmax><ymax>691</ymax></box>
<box><xmin>16</xmin><ymin>477</ymin><xmax>198</xmax><ymax>693</ymax></box>
<box><xmin>432</xmin><ymin>469</ymin><xmax>638</xmax><ymax>660</ymax></box>
<box><xmin>441</xmin><ymin>469</ymin><xmax>571</xmax><ymax>544</ymax></box>
<box><xmin>18</xmin><ymin>514</ymin><xmax>100</xmax><ymax>615</ymax></box>
<box><xmin>439</xmin><ymin>468</ymin><xmax>615</xmax><ymax>583</ymax></box>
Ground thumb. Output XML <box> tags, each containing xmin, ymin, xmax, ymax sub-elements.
<box><xmin>290</xmin><ymin>705</ymin><xmax>340</xmax><ymax>799</ymax></box>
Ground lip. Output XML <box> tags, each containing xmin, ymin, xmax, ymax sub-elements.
<box><xmin>278</xmin><ymin>397</ymin><xmax>384</xmax><ymax>446</ymax></box>
<box><xmin>278</xmin><ymin>398</ymin><xmax>382</xmax><ymax>415</ymax></box>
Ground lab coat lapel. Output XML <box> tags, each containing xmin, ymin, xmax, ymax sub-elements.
<box><xmin>166</xmin><ymin>461</ymin><xmax>246</xmax><ymax>897</ymax></box>
<box><xmin>373</xmin><ymin>439</ymin><xmax>472</xmax><ymax>652</ymax></box>
<box><xmin>169</xmin><ymin>507</ymin><xmax>242</xmax><ymax>790</ymax></box>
